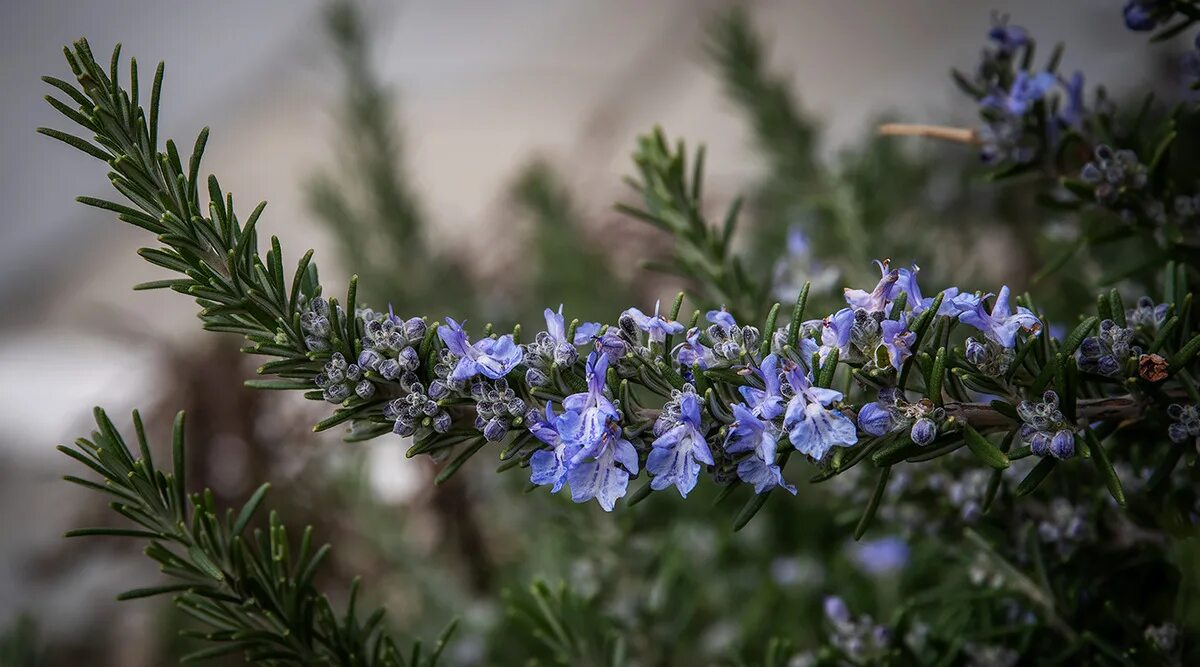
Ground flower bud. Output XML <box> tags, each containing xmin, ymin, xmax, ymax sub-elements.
<box><xmin>910</xmin><ymin>417</ymin><xmax>937</xmax><ymax>446</ymax></box>
<box><xmin>404</xmin><ymin>317</ymin><xmax>426</xmax><ymax>341</ymax></box>
<box><xmin>377</xmin><ymin>358</ymin><xmax>401</xmax><ymax>380</ymax></box>
<box><xmin>357</xmin><ymin>349</ymin><xmax>383</xmax><ymax>371</ymax></box>
<box><xmin>432</xmin><ymin>411</ymin><xmax>452</xmax><ymax>433</ymax></box>
<box><xmin>399</xmin><ymin>346</ymin><xmax>420</xmax><ymax>371</ymax></box>
<box><xmin>355</xmin><ymin>380</ymin><xmax>375</xmax><ymax>400</ymax></box>
<box><xmin>483</xmin><ymin>418</ymin><xmax>508</xmax><ymax>442</ymax></box>
<box><xmin>392</xmin><ymin>418</ymin><xmax>416</xmax><ymax>437</ymax></box>
<box><xmin>857</xmin><ymin>402</ymin><xmax>894</xmax><ymax>437</ymax></box>
<box><xmin>1049</xmin><ymin>429</ymin><xmax>1075</xmax><ymax>459</ymax></box>
<box><xmin>428</xmin><ymin>380</ymin><xmax>450</xmax><ymax>400</ymax></box>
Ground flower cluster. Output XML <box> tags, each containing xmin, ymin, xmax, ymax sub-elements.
<box><xmin>298</xmin><ymin>294</ymin><xmax>341</xmax><ymax>352</ymax></box>
<box><xmin>1017</xmin><ymin>391</ymin><xmax>1076</xmax><ymax>459</ymax></box>
<box><xmin>1167</xmin><ymin>403</ymin><xmax>1199</xmax><ymax>446</ymax></box>
<box><xmin>1077</xmin><ymin>319</ymin><xmax>1135</xmax><ymax>377</ymax></box>
<box><xmin>294</xmin><ymin>254</ymin><xmax>1060</xmax><ymax>512</ymax></box>
<box><xmin>821</xmin><ymin>596</ymin><xmax>892</xmax><ymax>663</ymax></box>
<box><xmin>858</xmin><ymin>388</ymin><xmax>945</xmax><ymax>447</ymax></box>
<box><xmin>970</xmin><ymin>18</ymin><xmax>1091</xmax><ymax>166</ymax></box>
<box><xmin>348</xmin><ymin>256</ymin><xmax>1041</xmax><ymax>511</ymax></box>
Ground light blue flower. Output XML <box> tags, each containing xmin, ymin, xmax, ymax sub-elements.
<box><xmin>724</xmin><ymin>403</ymin><xmax>796</xmax><ymax>494</ymax></box>
<box><xmin>528</xmin><ymin>403</ymin><xmax>578</xmax><ymax>493</ymax></box>
<box><xmin>881</xmin><ymin>315</ymin><xmax>915</xmax><ymax>372</ymax></box>
<box><xmin>558</xmin><ymin>351</ymin><xmax>620</xmax><ymax>460</ymax></box>
<box><xmin>818</xmin><ymin>307</ymin><xmax>856</xmax><ymax>358</ymax></box>
<box><xmin>544</xmin><ymin>305</ymin><xmax>601</xmax><ymax>346</ymax></box>
<box><xmin>674</xmin><ymin>328</ymin><xmax>714</xmax><ymax>372</ymax></box>
<box><xmin>567</xmin><ymin>421</ymin><xmax>639</xmax><ymax>511</ymax></box>
<box><xmin>958</xmin><ymin>286</ymin><xmax>1041</xmax><ymax>348</ymax></box>
<box><xmin>706</xmin><ymin>307</ymin><xmax>738</xmax><ymax>332</ymax></box>
<box><xmin>648</xmin><ymin>391</ymin><xmax>713</xmax><ymax>497</ymax></box>
<box><xmin>896</xmin><ymin>264</ymin><xmax>976</xmax><ymax>317</ymax></box>
<box><xmin>844</xmin><ymin>260</ymin><xmax>899</xmax><ymax>313</ymax></box>
<box><xmin>849</xmin><ymin>536</ymin><xmax>910</xmax><ymax>575</ymax></box>
<box><xmin>739</xmin><ymin>353</ymin><xmax>786</xmax><ymax>420</ymax></box>
<box><xmin>438</xmin><ymin>317</ymin><xmax>524</xmax><ymax>381</ymax></box>
<box><xmin>623</xmin><ymin>300</ymin><xmax>685</xmax><ymax>344</ymax></box>
<box><xmin>782</xmin><ymin>363</ymin><xmax>858</xmax><ymax>461</ymax></box>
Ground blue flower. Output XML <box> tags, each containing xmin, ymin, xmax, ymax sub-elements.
<box><xmin>595</xmin><ymin>327</ymin><xmax>628</xmax><ymax>363</ymax></box>
<box><xmin>982</xmin><ymin>71</ymin><xmax>1055</xmax><ymax>116</ymax></box>
<box><xmin>958</xmin><ymin>286</ymin><xmax>1041</xmax><ymax>348</ymax></box>
<box><xmin>648</xmin><ymin>390</ymin><xmax>714</xmax><ymax>497</ymax></box>
<box><xmin>623</xmin><ymin>300</ymin><xmax>685</xmax><ymax>344</ymax></box>
<box><xmin>544</xmin><ymin>305</ymin><xmax>601</xmax><ymax>347</ymax></box>
<box><xmin>849</xmin><ymin>536</ymin><xmax>910</xmax><ymax>575</ymax></box>
<box><xmin>567</xmin><ymin>421</ymin><xmax>639</xmax><ymax>511</ymax></box>
<box><xmin>724</xmin><ymin>403</ymin><xmax>796</xmax><ymax>494</ymax></box>
<box><xmin>674</xmin><ymin>328</ymin><xmax>714</xmax><ymax>372</ymax></box>
<box><xmin>987</xmin><ymin>18</ymin><xmax>1028</xmax><ymax>56</ymax></box>
<box><xmin>706</xmin><ymin>307</ymin><xmax>738</xmax><ymax>332</ymax></box>
<box><xmin>1123</xmin><ymin>0</ymin><xmax>1169</xmax><ymax>31</ymax></box>
<box><xmin>844</xmin><ymin>260</ymin><xmax>900</xmax><ymax>313</ymax></box>
<box><xmin>1056</xmin><ymin>71</ymin><xmax>1086</xmax><ymax>130</ymax></box>
<box><xmin>782</xmin><ymin>363</ymin><xmax>858</xmax><ymax>461</ymax></box>
<box><xmin>896</xmin><ymin>265</ymin><xmax>976</xmax><ymax>317</ymax></box>
<box><xmin>558</xmin><ymin>351</ymin><xmax>620</xmax><ymax>460</ymax></box>
<box><xmin>880</xmin><ymin>315</ymin><xmax>915</xmax><ymax>372</ymax></box>
<box><xmin>818</xmin><ymin>307</ymin><xmax>856</xmax><ymax>358</ymax></box>
<box><xmin>438</xmin><ymin>318</ymin><xmax>524</xmax><ymax>381</ymax></box>
<box><xmin>739</xmin><ymin>353</ymin><xmax>786</xmax><ymax>420</ymax></box>
<box><xmin>528</xmin><ymin>403</ymin><xmax>578</xmax><ymax>493</ymax></box>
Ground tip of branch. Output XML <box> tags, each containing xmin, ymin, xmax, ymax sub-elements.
<box><xmin>878</xmin><ymin>123</ymin><xmax>979</xmax><ymax>145</ymax></box>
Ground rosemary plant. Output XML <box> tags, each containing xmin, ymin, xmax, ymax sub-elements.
<box><xmin>59</xmin><ymin>407</ymin><xmax>455</xmax><ymax>666</ymax></box>
<box><xmin>39</xmin><ymin>3</ymin><xmax>1200</xmax><ymax>663</ymax></box>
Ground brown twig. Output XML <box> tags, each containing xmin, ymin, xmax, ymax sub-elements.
<box><xmin>878</xmin><ymin>123</ymin><xmax>979</xmax><ymax>145</ymax></box>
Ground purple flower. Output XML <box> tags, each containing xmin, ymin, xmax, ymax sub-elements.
<box><xmin>982</xmin><ymin>71</ymin><xmax>1055</xmax><ymax>116</ymax></box>
<box><xmin>724</xmin><ymin>403</ymin><xmax>796</xmax><ymax>494</ymax></box>
<box><xmin>623</xmin><ymin>300</ymin><xmax>685</xmax><ymax>344</ymax></box>
<box><xmin>739</xmin><ymin>353</ymin><xmax>786</xmax><ymax>420</ymax></box>
<box><xmin>558</xmin><ymin>351</ymin><xmax>620</xmax><ymax>459</ymax></box>
<box><xmin>567</xmin><ymin>421</ymin><xmax>639</xmax><ymax>511</ymax></box>
<box><xmin>438</xmin><ymin>318</ymin><xmax>524</xmax><ymax>381</ymax></box>
<box><xmin>849</xmin><ymin>536</ymin><xmax>910</xmax><ymax>575</ymax></box>
<box><xmin>881</xmin><ymin>316</ymin><xmax>915</xmax><ymax>372</ymax></box>
<box><xmin>528</xmin><ymin>403</ymin><xmax>578</xmax><ymax>493</ymax></box>
<box><xmin>844</xmin><ymin>260</ymin><xmax>900</xmax><ymax>313</ymax></box>
<box><xmin>958</xmin><ymin>286</ymin><xmax>1041</xmax><ymax>348</ymax></box>
<box><xmin>782</xmin><ymin>363</ymin><xmax>858</xmax><ymax>461</ymax></box>
<box><xmin>648</xmin><ymin>391</ymin><xmax>714</xmax><ymax>497</ymax></box>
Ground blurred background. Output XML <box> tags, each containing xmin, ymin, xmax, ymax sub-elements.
<box><xmin>0</xmin><ymin>1</ymin><xmax>1191</xmax><ymax>664</ymax></box>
